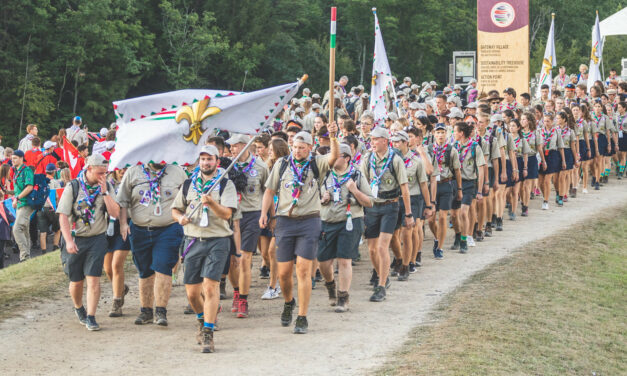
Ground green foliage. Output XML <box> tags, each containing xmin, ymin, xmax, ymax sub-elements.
<box><xmin>0</xmin><ymin>0</ymin><xmax>625</xmax><ymax>146</ymax></box>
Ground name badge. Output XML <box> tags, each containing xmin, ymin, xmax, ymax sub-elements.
<box><xmin>619</xmin><ymin>131</ymin><xmax>624</xmax><ymax>139</ymax></box>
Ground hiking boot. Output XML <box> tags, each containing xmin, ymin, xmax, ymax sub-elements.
<box><xmin>408</xmin><ymin>262</ymin><xmax>417</xmax><ymax>274</ymax></box>
<box><xmin>432</xmin><ymin>239</ymin><xmax>439</xmax><ymax>254</ymax></box>
<box><xmin>369</xmin><ymin>286</ymin><xmax>386</xmax><ymax>302</ymax></box>
<box><xmin>335</xmin><ymin>291</ymin><xmax>349</xmax><ymax>313</ymax></box>
<box><xmin>184</xmin><ymin>304</ymin><xmax>195</xmax><ymax>315</ymax></box>
<box><xmin>435</xmin><ymin>249</ymin><xmax>444</xmax><ymax>260</ymax></box>
<box><xmin>314</xmin><ymin>269</ymin><xmax>323</xmax><ymax>282</ymax></box>
<box><xmin>231</xmin><ymin>291</ymin><xmax>240</xmax><ymax>312</ymax></box>
<box><xmin>491</xmin><ymin>214</ymin><xmax>497</xmax><ymax>227</ymax></box>
<box><xmin>236</xmin><ymin>299</ymin><xmax>248</xmax><ymax>318</ymax></box>
<box><xmin>369</xmin><ymin>269</ymin><xmax>378</xmax><ymax>286</ymax></box>
<box><xmin>86</xmin><ymin>316</ymin><xmax>100</xmax><ymax>331</ymax></box>
<box><xmin>325</xmin><ymin>280</ymin><xmax>337</xmax><ymax>306</ymax></box>
<box><xmin>509</xmin><ymin>212</ymin><xmax>516</xmax><ymax>221</ymax></box>
<box><xmin>557</xmin><ymin>197</ymin><xmax>564</xmax><ymax>207</ymax></box>
<box><xmin>375</xmin><ymin>277</ymin><xmax>391</xmax><ymax>289</ymax></box>
<box><xmin>397</xmin><ymin>265</ymin><xmax>409</xmax><ymax>281</ymax></box>
<box><xmin>281</xmin><ymin>298</ymin><xmax>296</xmax><ymax>327</ymax></box>
<box><xmin>134</xmin><ymin>308</ymin><xmax>153</xmax><ymax>325</ymax></box>
<box><xmin>259</xmin><ymin>265</ymin><xmax>270</xmax><ymax>279</ymax></box>
<box><xmin>496</xmin><ymin>218</ymin><xmax>503</xmax><ymax>231</ymax></box>
<box><xmin>594</xmin><ymin>182</ymin><xmax>600</xmax><ymax>190</ymax></box>
<box><xmin>521</xmin><ymin>205</ymin><xmax>529</xmax><ymax>217</ymax></box>
<box><xmin>571</xmin><ymin>187</ymin><xmax>577</xmax><ymax>198</ymax></box>
<box><xmin>200</xmin><ymin>327</ymin><xmax>215</xmax><ymax>353</ymax></box>
<box><xmin>475</xmin><ymin>230</ymin><xmax>484</xmax><ymax>242</ymax></box>
<box><xmin>109</xmin><ymin>298</ymin><xmax>124</xmax><ymax>318</ymax></box>
<box><xmin>451</xmin><ymin>233</ymin><xmax>461</xmax><ymax>250</ymax></box>
<box><xmin>293</xmin><ymin>315</ymin><xmax>308</xmax><ymax>334</ymax></box>
<box><xmin>121</xmin><ymin>284</ymin><xmax>129</xmax><ymax>306</ymax></box>
<box><xmin>485</xmin><ymin>223</ymin><xmax>493</xmax><ymax>237</ymax></box>
<box><xmin>75</xmin><ymin>306</ymin><xmax>87</xmax><ymax>325</ymax></box>
<box><xmin>196</xmin><ymin>318</ymin><xmax>204</xmax><ymax>344</ymax></box>
<box><xmin>390</xmin><ymin>258</ymin><xmax>400</xmax><ymax>277</ymax></box>
<box><xmin>219</xmin><ymin>280</ymin><xmax>226</xmax><ymax>300</ymax></box>
<box><xmin>154</xmin><ymin>307</ymin><xmax>168</xmax><ymax>326</ymax></box>
<box><xmin>415</xmin><ymin>252</ymin><xmax>422</xmax><ymax>267</ymax></box>
<box><xmin>460</xmin><ymin>240</ymin><xmax>468</xmax><ymax>254</ymax></box>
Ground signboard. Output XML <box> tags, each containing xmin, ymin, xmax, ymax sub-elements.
<box><xmin>453</xmin><ymin>51</ymin><xmax>476</xmax><ymax>85</ymax></box>
<box><xmin>477</xmin><ymin>1</ymin><xmax>529</xmax><ymax>95</ymax></box>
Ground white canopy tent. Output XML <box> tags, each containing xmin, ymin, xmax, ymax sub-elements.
<box><xmin>599</xmin><ymin>7</ymin><xmax>627</xmax><ymax>38</ymax></box>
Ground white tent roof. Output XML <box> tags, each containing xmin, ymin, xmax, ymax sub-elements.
<box><xmin>600</xmin><ymin>7</ymin><xmax>627</xmax><ymax>38</ymax></box>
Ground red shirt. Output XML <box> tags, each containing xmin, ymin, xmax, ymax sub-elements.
<box><xmin>34</xmin><ymin>153</ymin><xmax>60</xmax><ymax>175</ymax></box>
<box><xmin>24</xmin><ymin>148</ymin><xmax>42</xmax><ymax>168</ymax></box>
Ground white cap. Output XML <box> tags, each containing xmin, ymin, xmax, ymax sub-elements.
<box><xmin>106</xmin><ymin>141</ymin><xmax>116</xmax><ymax>150</ymax></box>
<box><xmin>43</xmin><ymin>141</ymin><xmax>57</xmax><ymax>149</ymax></box>
<box><xmin>199</xmin><ymin>145</ymin><xmax>220</xmax><ymax>156</ymax></box>
<box><xmin>100</xmin><ymin>128</ymin><xmax>108</xmax><ymax>136</ymax></box>
<box><xmin>293</xmin><ymin>131</ymin><xmax>313</xmax><ymax>145</ymax></box>
<box><xmin>447</xmin><ymin>107</ymin><xmax>464</xmax><ymax>119</ymax></box>
<box><xmin>226</xmin><ymin>134</ymin><xmax>250</xmax><ymax>145</ymax></box>
<box><xmin>370</xmin><ymin>127</ymin><xmax>389</xmax><ymax>139</ymax></box>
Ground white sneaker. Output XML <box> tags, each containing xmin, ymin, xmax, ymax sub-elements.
<box><xmin>582</xmin><ymin>188</ymin><xmax>588</xmax><ymax>194</ymax></box>
<box><xmin>261</xmin><ymin>286</ymin><xmax>280</xmax><ymax>300</ymax></box>
<box><xmin>275</xmin><ymin>285</ymin><xmax>281</xmax><ymax>295</ymax></box>
<box><xmin>468</xmin><ymin>236</ymin><xmax>476</xmax><ymax>247</ymax></box>
<box><xmin>542</xmin><ymin>202</ymin><xmax>549</xmax><ymax>210</ymax></box>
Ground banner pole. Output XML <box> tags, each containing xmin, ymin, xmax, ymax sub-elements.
<box><xmin>329</xmin><ymin>6</ymin><xmax>337</xmax><ymax>124</ymax></box>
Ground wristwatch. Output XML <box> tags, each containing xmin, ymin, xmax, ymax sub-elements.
<box><xmin>426</xmin><ymin>205</ymin><xmax>433</xmax><ymax>210</ymax></box>
<box><xmin>102</xmin><ymin>191</ymin><xmax>109</xmax><ymax>196</ymax></box>
<box><xmin>405</xmin><ymin>213</ymin><xmax>413</xmax><ymax>218</ymax></box>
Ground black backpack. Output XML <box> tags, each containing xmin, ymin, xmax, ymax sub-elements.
<box><xmin>277</xmin><ymin>155</ymin><xmax>320</xmax><ymax>184</ymax></box>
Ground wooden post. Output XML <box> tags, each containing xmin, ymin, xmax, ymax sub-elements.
<box><xmin>329</xmin><ymin>6</ymin><xmax>337</xmax><ymax>124</ymax></box>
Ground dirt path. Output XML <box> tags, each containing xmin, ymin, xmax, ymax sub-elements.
<box><xmin>0</xmin><ymin>182</ymin><xmax>625</xmax><ymax>376</ymax></box>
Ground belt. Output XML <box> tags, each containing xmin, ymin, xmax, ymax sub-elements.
<box><xmin>279</xmin><ymin>213</ymin><xmax>320</xmax><ymax>220</ymax></box>
<box><xmin>438</xmin><ymin>177</ymin><xmax>453</xmax><ymax>183</ymax></box>
<box><xmin>373</xmin><ymin>198</ymin><xmax>399</xmax><ymax>206</ymax></box>
<box><xmin>134</xmin><ymin>224</ymin><xmax>168</xmax><ymax>231</ymax></box>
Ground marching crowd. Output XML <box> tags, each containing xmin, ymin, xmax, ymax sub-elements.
<box><xmin>2</xmin><ymin>66</ymin><xmax>626</xmax><ymax>354</ymax></box>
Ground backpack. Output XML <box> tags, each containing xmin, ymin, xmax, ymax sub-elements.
<box><xmin>428</xmin><ymin>144</ymin><xmax>454</xmax><ymax>170</ymax></box>
<box><xmin>25</xmin><ymin>174</ymin><xmax>50</xmax><ymax>210</ymax></box>
<box><xmin>277</xmin><ymin>155</ymin><xmax>320</xmax><ymax>184</ymax></box>
<box><xmin>345</xmin><ymin>97</ymin><xmax>359</xmax><ymax>118</ymax></box>
<box><xmin>70</xmin><ymin>179</ymin><xmax>114</xmax><ymax>214</ymax></box>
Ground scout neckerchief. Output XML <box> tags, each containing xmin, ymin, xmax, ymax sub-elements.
<box><xmin>454</xmin><ymin>139</ymin><xmax>475</xmax><ymax>164</ymax></box>
<box><xmin>359</xmin><ymin>135</ymin><xmax>371</xmax><ymax>151</ymax></box>
<box><xmin>433</xmin><ymin>142</ymin><xmax>449</xmax><ymax>174</ymax></box>
<box><xmin>352</xmin><ymin>152</ymin><xmax>362</xmax><ymax>168</ymax></box>
<box><xmin>591</xmin><ymin>112</ymin><xmax>603</xmax><ymax>128</ymax></box>
<box><xmin>576</xmin><ymin>117</ymin><xmax>585</xmax><ymax>129</ymax></box>
<box><xmin>233</xmin><ymin>154</ymin><xmax>257</xmax><ymax>201</ymax></box>
<box><xmin>12</xmin><ymin>165</ymin><xmax>26</xmax><ymax>185</ymax></box>
<box><xmin>543</xmin><ymin>126</ymin><xmax>556</xmax><ymax>153</ymax></box>
<box><xmin>76</xmin><ymin>170</ymin><xmax>102</xmax><ymax>226</ymax></box>
<box><xmin>514</xmin><ymin>135</ymin><xmax>522</xmax><ymax>151</ymax></box>
<box><xmin>403</xmin><ymin>150</ymin><xmax>417</xmax><ymax>168</ymax></box>
<box><xmin>369</xmin><ymin>149</ymin><xmax>393</xmax><ymax>199</ymax></box>
<box><xmin>556</xmin><ymin>74</ymin><xmax>567</xmax><ymax>87</ymax></box>
<box><xmin>190</xmin><ymin>168</ymin><xmax>222</xmax><ymax>227</ymax></box>
<box><xmin>616</xmin><ymin>113</ymin><xmax>626</xmax><ymax>132</ymax></box>
<box><xmin>140</xmin><ymin>164</ymin><xmax>166</xmax><ymax>216</ymax></box>
<box><xmin>522</xmin><ymin>131</ymin><xmax>535</xmax><ymax>144</ymax></box>
<box><xmin>288</xmin><ymin>153</ymin><xmax>312</xmax><ymax>211</ymax></box>
<box><xmin>560</xmin><ymin>126</ymin><xmax>571</xmax><ymax>141</ymax></box>
<box><xmin>330</xmin><ymin>164</ymin><xmax>354</xmax><ymax>203</ymax></box>
<box><xmin>500</xmin><ymin>100</ymin><xmax>518</xmax><ymax>111</ymax></box>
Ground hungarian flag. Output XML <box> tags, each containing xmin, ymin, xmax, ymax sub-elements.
<box><xmin>63</xmin><ymin>136</ymin><xmax>82</xmax><ymax>178</ymax></box>
<box><xmin>109</xmin><ymin>80</ymin><xmax>304</xmax><ymax>170</ymax></box>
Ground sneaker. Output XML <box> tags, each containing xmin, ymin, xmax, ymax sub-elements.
<box><xmin>184</xmin><ymin>304</ymin><xmax>195</xmax><ymax>315</ymax></box>
<box><xmin>460</xmin><ymin>240</ymin><xmax>468</xmax><ymax>254</ymax></box>
<box><xmin>293</xmin><ymin>315</ymin><xmax>308</xmax><ymax>334</ymax></box>
<box><xmin>369</xmin><ymin>286</ymin><xmax>386</xmax><ymax>302</ymax></box>
<box><xmin>582</xmin><ymin>188</ymin><xmax>588</xmax><ymax>194</ymax></box>
<box><xmin>468</xmin><ymin>236</ymin><xmax>476</xmax><ymax>247</ymax></box>
<box><xmin>509</xmin><ymin>212</ymin><xmax>516</xmax><ymax>221</ymax></box>
<box><xmin>86</xmin><ymin>316</ymin><xmax>100</xmax><ymax>331</ymax></box>
<box><xmin>557</xmin><ymin>197</ymin><xmax>564</xmax><ymax>207</ymax></box>
<box><xmin>236</xmin><ymin>299</ymin><xmax>248</xmax><ymax>318</ymax></box>
<box><xmin>496</xmin><ymin>218</ymin><xmax>503</xmax><ymax>231</ymax></box>
<box><xmin>571</xmin><ymin>188</ymin><xmax>577</xmax><ymax>198</ymax></box>
<box><xmin>109</xmin><ymin>298</ymin><xmax>124</xmax><ymax>318</ymax></box>
<box><xmin>390</xmin><ymin>258</ymin><xmax>400</xmax><ymax>277</ymax></box>
<box><xmin>435</xmin><ymin>249</ymin><xmax>444</xmax><ymax>260</ymax></box>
<box><xmin>134</xmin><ymin>308</ymin><xmax>153</xmax><ymax>325</ymax></box>
<box><xmin>432</xmin><ymin>239</ymin><xmax>439</xmax><ymax>254</ymax></box>
<box><xmin>200</xmin><ymin>327</ymin><xmax>215</xmax><ymax>353</ymax></box>
<box><xmin>231</xmin><ymin>291</ymin><xmax>240</xmax><ymax>312</ymax></box>
<box><xmin>521</xmin><ymin>205</ymin><xmax>528</xmax><ymax>217</ymax></box>
<box><xmin>325</xmin><ymin>280</ymin><xmax>337</xmax><ymax>306</ymax></box>
<box><xmin>75</xmin><ymin>306</ymin><xmax>87</xmax><ymax>325</ymax></box>
<box><xmin>397</xmin><ymin>265</ymin><xmax>409</xmax><ymax>281</ymax></box>
<box><xmin>451</xmin><ymin>233</ymin><xmax>461</xmax><ymax>250</ymax></box>
<box><xmin>385</xmin><ymin>277</ymin><xmax>391</xmax><ymax>289</ymax></box>
<box><xmin>415</xmin><ymin>252</ymin><xmax>422</xmax><ymax>267</ymax></box>
<box><xmin>534</xmin><ymin>188</ymin><xmax>541</xmax><ymax>196</ymax></box>
<box><xmin>335</xmin><ymin>291</ymin><xmax>349</xmax><ymax>313</ymax></box>
<box><xmin>563</xmin><ymin>195</ymin><xmax>568</xmax><ymax>203</ymax></box>
<box><xmin>154</xmin><ymin>307</ymin><xmax>168</xmax><ymax>326</ymax></box>
<box><xmin>542</xmin><ymin>201</ymin><xmax>549</xmax><ymax>210</ymax></box>
<box><xmin>369</xmin><ymin>269</ymin><xmax>378</xmax><ymax>286</ymax></box>
<box><xmin>594</xmin><ymin>182</ymin><xmax>600</xmax><ymax>190</ymax></box>
<box><xmin>219</xmin><ymin>280</ymin><xmax>226</xmax><ymax>300</ymax></box>
<box><xmin>314</xmin><ymin>269</ymin><xmax>323</xmax><ymax>282</ymax></box>
<box><xmin>261</xmin><ymin>286</ymin><xmax>280</xmax><ymax>300</ymax></box>
<box><xmin>408</xmin><ymin>262</ymin><xmax>417</xmax><ymax>274</ymax></box>
<box><xmin>484</xmin><ymin>223</ymin><xmax>493</xmax><ymax>237</ymax></box>
<box><xmin>475</xmin><ymin>230</ymin><xmax>484</xmax><ymax>241</ymax></box>
<box><xmin>281</xmin><ymin>298</ymin><xmax>296</xmax><ymax>327</ymax></box>
<box><xmin>259</xmin><ymin>265</ymin><xmax>270</xmax><ymax>279</ymax></box>
<box><xmin>311</xmin><ymin>277</ymin><xmax>316</xmax><ymax>290</ymax></box>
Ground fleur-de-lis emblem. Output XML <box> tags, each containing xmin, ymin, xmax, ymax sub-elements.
<box><xmin>590</xmin><ymin>44</ymin><xmax>599</xmax><ymax>65</ymax></box>
<box><xmin>372</xmin><ymin>73</ymin><xmax>377</xmax><ymax>86</ymax></box>
<box><xmin>175</xmin><ymin>97</ymin><xmax>221</xmax><ymax>145</ymax></box>
<box><xmin>542</xmin><ymin>56</ymin><xmax>552</xmax><ymax>76</ymax></box>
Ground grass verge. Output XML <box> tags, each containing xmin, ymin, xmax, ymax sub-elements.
<box><xmin>0</xmin><ymin>250</ymin><xmax>66</xmax><ymax>321</ymax></box>
<box><xmin>377</xmin><ymin>207</ymin><xmax>627</xmax><ymax>376</ymax></box>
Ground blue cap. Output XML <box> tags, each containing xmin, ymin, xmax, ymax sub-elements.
<box><xmin>434</xmin><ymin>123</ymin><xmax>447</xmax><ymax>131</ymax></box>
<box><xmin>45</xmin><ymin>163</ymin><xmax>57</xmax><ymax>172</ymax></box>
<box><xmin>73</xmin><ymin>116</ymin><xmax>82</xmax><ymax>122</ymax></box>
<box><xmin>13</xmin><ymin>150</ymin><xmax>24</xmax><ymax>158</ymax></box>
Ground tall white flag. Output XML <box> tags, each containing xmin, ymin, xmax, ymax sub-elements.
<box><xmin>536</xmin><ymin>14</ymin><xmax>556</xmax><ymax>98</ymax></box>
<box><xmin>109</xmin><ymin>81</ymin><xmax>301</xmax><ymax>169</ymax></box>
<box><xmin>369</xmin><ymin>9</ymin><xmax>394</xmax><ymax>127</ymax></box>
<box><xmin>587</xmin><ymin>12</ymin><xmax>603</xmax><ymax>92</ymax></box>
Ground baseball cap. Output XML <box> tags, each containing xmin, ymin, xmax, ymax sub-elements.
<box><xmin>293</xmin><ymin>131</ymin><xmax>313</xmax><ymax>145</ymax></box>
<box><xmin>490</xmin><ymin>114</ymin><xmax>504</xmax><ymax>123</ymax></box>
<box><xmin>387</xmin><ymin>112</ymin><xmax>399</xmax><ymax>122</ymax></box>
<box><xmin>312</xmin><ymin>93</ymin><xmax>321</xmax><ymax>99</ymax></box>
<box><xmin>430</xmin><ymin>80</ymin><xmax>437</xmax><ymax>86</ymax></box>
<box><xmin>468</xmin><ymin>78</ymin><xmax>477</xmax><ymax>84</ymax></box>
<box><xmin>390</xmin><ymin>130</ymin><xmax>409</xmax><ymax>142</ymax></box>
<box><xmin>409</xmin><ymin>102</ymin><xmax>421</xmax><ymax>110</ymax></box>
<box><xmin>339</xmin><ymin>143</ymin><xmax>353</xmax><ymax>158</ymax></box>
<box><xmin>312</xmin><ymin>103</ymin><xmax>322</xmax><ymax>110</ymax></box>
<box><xmin>454</xmin><ymin>84</ymin><xmax>463</xmax><ymax>91</ymax></box>
<box><xmin>447</xmin><ymin>107</ymin><xmax>464</xmax><ymax>119</ymax></box>
<box><xmin>465</xmin><ymin>102</ymin><xmax>478</xmax><ymax>109</ymax></box>
<box><xmin>403</xmin><ymin>76</ymin><xmax>412</xmax><ymax>83</ymax></box>
<box><xmin>295</xmin><ymin>107</ymin><xmax>305</xmax><ymax>114</ymax></box>
<box><xmin>370</xmin><ymin>127</ymin><xmax>389</xmax><ymax>139</ymax></box>
<box><xmin>446</xmin><ymin>95</ymin><xmax>457</xmax><ymax>103</ymax></box>
<box><xmin>73</xmin><ymin>116</ymin><xmax>82</xmax><ymax>123</ymax></box>
<box><xmin>226</xmin><ymin>134</ymin><xmax>250</xmax><ymax>145</ymax></box>
<box><xmin>100</xmin><ymin>128</ymin><xmax>108</xmax><ymax>136</ymax></box>
<box><xmin>106</xmin><ymin>141</ymin><xmax>116</xmax><ymax>150</ymax></box>
<box><xmin>434</xmin><ymin>123</ymin><xmax>447</xmax><ymax>131</ymax></box>
<box><xmin>43</xmin><ymin>140</ymin><xmax>57</xmax><ymax>149</ymax></box>
<box><xmin>45</xmin><ymin>163</ymin><xmax>57</xmax><ymax>172</ymax></box>
<box><xmin>565</xmin><ymin>83</ymin><xmax>576</xmax><ymax>90</ymax></box>
<box><xmin>86</xmin><ymin>154</ymin><xmax>108</xmax><ymax>167</ymax></box>
<box><xmin>199</xmin><ymin>144</ymin><xmax>220</xmax><ymax>156</ymax></box>
<box><xmin>13</xmin><ymin>150</ymin><xmax>24</xmax><ymax>158</ymax></box>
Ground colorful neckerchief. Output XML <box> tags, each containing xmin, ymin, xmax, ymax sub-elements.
<box><xmin>191</xmin><ymin>169</ymin><xmax>222</xmax><ymax>196</ymax></box>
<box><xmin>576</xmin><ymin>118</ymin><xmax>585</xmax><ymax>128</ymax></box>
<box><xmin>482</xmin><ymin>127</ymin><xmax>493</xmax><ymax>143</ymax></box>
<box><xmin>500</xmin><ymin>100</ymin><xmax>518</xmax><ymax>111</ymax></box>
<box><xmin>433</xmin><ymin>143</ymin><xmax>449</xmax><ymax>173</ymax></box>
<box><xmin>12</xmin><ymin>165</ymin><xmax>26</xmax><ymax>183</ymax></box>
<box><xmin>543</xmin><ymin>127</ymin><xmax>556</xmax><ymax>149</ymax></box>
<box><xmin>454</xmin><ymin>139</ymin><xmax>476</xmax><ymax>163</ymax></box>
<box><xmin>561</xmin><ymin>127</ymin><xmax>571</xmax><ymax>140</ymax></box>
<box><xmin>592</xmin><ymin>112</ymin><xmax>603</xmax><ymax>127</ymax></box>
<box><xmin>522</xmin><ymin>131</ymin><xmax>535</xmax><ymax>144</ymax></box>
<box><xmin>556</xmin><ymin>75</ymin><xmax>567</xmax><ymax>87</ymax></box>
<box><xmin>617</xmin><ymin>113</ymin><xmax>626</xmax><ymax>131</ymax></box>
<box><xmin>76</xmin><ymin>170</ymin><xmax>102</xmax><ymax>226</ymax></box>
<box><xmin>234</xmin><ymin>155</ymin><xmax>256</xmax><ymax>175</ymax></box>
<box><xmin>141</xmin><ymin>164</ymin><xmax>166</xmax><ymax>205</ymax></box>
<box><xmin>359</xmin><ymin>135</ymin><xmax>371</xmax><ymax>151</ymax></box>
<box><xmin>352</xmin><ymin>153</ymin><xmax>362</xmax><ymax>168</ymax></box>
<box><xmin>288</xmin><ymin>154</ymin><xmax>312</xmax><ymax>206</ymax></box>
<box><xmin>330</xmin><ymin>165</ymin><xmax>354</xmax><ymax>202</ymax></box>
<box><xmin>403</xmin><ymin>151</ymin><xmax>417</xmax><ymax>167</ymax></box>
<box><xmin>514</xmin><ymin>136</ymin><xmax>522</xmax><ymax>150</ymax></box>
<box><xmin>369</xmin><ymin>150</ymin><xmax>393</xmax><ymax>187</ymax></box>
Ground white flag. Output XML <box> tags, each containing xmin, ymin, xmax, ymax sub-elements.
<box><xmin>369</xmin><ymin>10</ymin><xmax>394</xmax><ymax>127</ymax></box>
<box><xmin>536</xmin><ymin>15</ymin><xmax>556</xmax><ymax>98</ymax></box>
<box><xmin>109</xmin><ymin>81</ymin><xmax>300</xmax><ymax>170</ymax></box>
<box><xmin>587</xmin><ymin>12</ymin><xmax>603</xmax><ymax>92</ymax></box>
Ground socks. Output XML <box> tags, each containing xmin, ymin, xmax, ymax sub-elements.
<box><xmin>196</xmin><ymin>313</ymin><xmax>204</xmax><ymax>320</ymax></box>
<box><xmin>203</xmin><ymin>322</ymin><xmax>215</xmax><ymax>331</ymax></box>
<box><xmin>461</xmin><ymin>235</ymin><xmax>467</xmax><ymax>241</ymax></box>
<box><xmin>240</xmin><ymin>294</ymin><xmax>248</xmax><ymax>300</ymax></box>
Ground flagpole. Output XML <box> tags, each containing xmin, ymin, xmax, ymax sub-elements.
<box><xmin>185</xmin><ymin>75</ymin><xmax>308</xmax><ymax>219</ymax></box>
<box><xmin>329</xmin><ymin>6</ymin><xmax>337</xmax><ymax>124</ymax></box>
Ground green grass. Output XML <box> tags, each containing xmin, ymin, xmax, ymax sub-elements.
<box><xmin>0</xmin><ymin>250</ymin><xmax>67</xmax><ymax>321</ymax></box>
<box><xmin>377</xmin><ymin>207</ymin><xmax>627</xmax><ymax>376</ymax></box>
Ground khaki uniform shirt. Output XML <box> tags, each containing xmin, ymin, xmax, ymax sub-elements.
<box><xmin>560</xmin><ymin>128</ymin><xmax>576</xmax><ymax>149</ymax></box>
<box><xmin>360</xmin><ymin>149</ymin><xmax>408</xmax><ymax>203</ymax></box>
<box><xmin>507</xmin><ymin>136</ymin><xmax>532</xmax><ymax>157</ymax></box>
<box><xmin>575</xmin><ymin>119</ymin><xmax>589</xmax><ymax>141</ymax></box>
<box><xmin>402</xmin><ymin>150</ymin><xmax>428</xmax><ymax>195</ymax></box>
<box><xmin>456</xmin><ymin>142</ymin><xmax>486</xmax><ymax>180</ymax></box>
<box><xmin>542</xmin><ymin>127</ymin><xmax>565</xmax><ymax>150</ymax></box>
<box><xmin>320</xmin><ymin>167</ymin><xmax>372</xmax><ymax>222</ymax></box>
<box><xmin>56</xmin><ymin>180</ymin><xmax>115</xmax><ymax>237</ymax></box>
<box><xmin>66</xmin><ymin>127</ymin><xmax>88</xmax><ymax>146</ymax></box>
<box><xmin>171</xmin><ymin>174</ymin><xmax>238</xmax><ymax>238</ymax></box>
<box><xmin>266</xmin><ymin>154</ymin><xmax>330</xmax><ymax>217</ymax></box>
<box><xmin>116</xmin><ymin>164</ymin><xmax>187</xmax><ymax>227</ymax></box>
<box><xmin>428</xmin><ymin>143</ymin><xmax>460</xmax><ymax>180</ymax></box>
<box><xmin>234</xmin><ymin>154</ymin><xmax>268</xmax><ymax>213</ymax></box>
